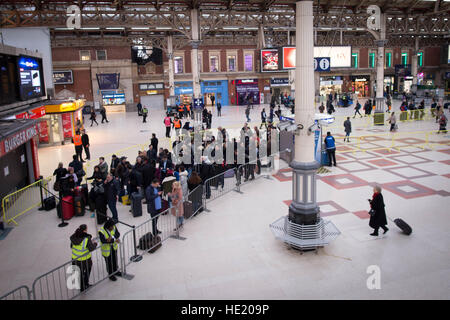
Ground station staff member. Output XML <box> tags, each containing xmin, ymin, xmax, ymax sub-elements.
<box><xmin>70</xmin><ymin>224</ymin><xmax>97</xmax><ymax>292</ymax></box>
<box><xmin>324</xmin><ymin>131</ymin><xmax>337</xmax><ymax>167</ymax></box>
<box><xmin>173</xmin><ymin>116</ymin><xmax>182</xmax><ymax>135</ymax></box>
<box><xmin>99</xmin><ymin>219</ymin><xmax>122</xmax><ymax>281</ymax></box>
<box><xmin>72</xmin><ymin>130</ymin><xmax>84</xmax><ymax>163</ymax></box>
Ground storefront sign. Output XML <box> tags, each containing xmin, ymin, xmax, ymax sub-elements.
<box><xmin>15</xmin><ymin>106</ymin><xmax>46</xmax><ymax>120</ymax></box>
<box><xmin>238</xmin><ymin>79</ymin><xmax>257</xmax><ymax>84</ymax></box>
<box><xmin>355</xmin><ymin>78</ymin><xmax>367</xmax><ymax>82</ymax></box>
<box><xmin>139</xmin><ymin>83</ymin><xmax>164</xmax><ymax>90</ymax></box>
<box><xmin>270</xmin><ymin>78</ymin><xmax>289</xmax><ymax>87</ymax></box>
<box><xmin>62</xmin><ymin>113</ymin><xmax>73</xmax><ymax>139</ymax></box>
<box><xmin>0</xmin><ymin>124</ymin><xmax>38</xmax><ymax>157</ymax></box>
<box><xmin>102</xmin><ymin>92</ymin><xmax>126</xmax><ymax>105</ymax></box>
<box><xmin>38</xmin><ymin>120</ymin><xmax>49</xmax><ymax>143</ymax></box>
<box><xmin>53</xmin><ymin>70</ymin><xmax>73</xmax><ymax>84</ymax></box>
<box><xmin>146</xmin><ymin>90</ymin><xmax>158</xmax><ymax>95</ymax></box>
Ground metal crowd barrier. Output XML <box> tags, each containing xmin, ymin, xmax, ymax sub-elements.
<box><xmin>0</xmin><ymin>285</ymin><xmax>32</xmax><ymax>300</ymax></box>
<box><xmin>1</xmin><ymin>177</ymin><xmax>52</xmax><ymax>226</ymax></box>
<box><xmin>32</xmin><ymin>238</ymin><xmax>122</xmax><ymax>300</ymax></box>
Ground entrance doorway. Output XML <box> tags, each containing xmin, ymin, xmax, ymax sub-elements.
<box><xmin>204</xmin><ymin>93</ymin><xmax>216</xmax><ymax>106</ymax></box>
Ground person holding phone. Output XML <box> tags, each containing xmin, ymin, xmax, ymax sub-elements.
<box><xmin>145</xmin><ymin>179</ymin><xmax>163</xmax><ymax>236</ymax></box>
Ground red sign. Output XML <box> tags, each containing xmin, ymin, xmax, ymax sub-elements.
<box><xmin>62</xmin><ymin>113</ymin><xmax>73</xmax><ymax>139</ymax></box>
<box><xmin>15</xmin><ymin>106</ymin><xmax>46</xmax><ymax>120</ymax></box>
<box><xmin>261</xmin><ymin>49</ymin><xmax>279</xmax><ymax>72</ymax></box>
<box><xmin>38</xmin><ymin>120</ymin><xmax>49</xmax><ymax>143</ymax></box>
<box><xmin>30</xmin><ymin>137</ymin><xmax>41</xmax><ymax>179</ymax></box>
<box><xmin>0</xmin><ymin>124</ymin><xmax>39</xmax><ymax>157</ymax></box>
<box><xmin>282</xmin><ymin>47</ymin><xmax>296</xmax><ymax>69</ymax></box>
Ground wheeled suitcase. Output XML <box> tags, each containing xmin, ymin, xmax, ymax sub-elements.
<box><xmin>61</xmin><ymin>196</ymin><xmax>74</xmax><ymax>220</ymax></box>
<box><xmin>393</xmin><ymin>218</ymin><xmax>412</xmax><ymax>235</ymax></box>
<box><xmin>183</xmin><ymin>201</ymin><xmax>194</xmax><ymax>219</ymax></box>
<box><xmin>130</xmin><ymin>192</ymin><xmax>143</xmax><ymax>217</ymax></box>
<box><xmin>43</xmin><ymin>196</ymin><xmax>56</xmax><ymax>211</ymax></box>
<box><xmin>95</xmin><ymin>195</ymin><xmax>108</xmax><ymax>224</ymax></box>
<box><xmin>137</xmin><ymin>232</ymin><xmax>162</xmax><ymax>252</ymax></box>
<box><xmin>74</xmin><ymin>196</ymin><xmax>85</xmax><ymax>216</ymax></box>
<box><xmin>148</xmin><ymin>235</ymin><xmax>162</xmax><ymax>253</ymax></box>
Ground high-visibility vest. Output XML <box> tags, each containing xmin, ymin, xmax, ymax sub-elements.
<box><xmin>174</xmin><ymin>120</ymin><xmax>181</xmax><ymax>128</ymax></box>
<box><xmin>73</xmin><ymin>134</ymin><xmax>82</xmax><ymax>146</ymax></box>
<box><xmin>71</xmin><ymin>238</ymin><xmax>91</xmax><ymax>261</ymax></box>
<box><xmin>186</xmin><ymin>104</ymin><xmax>191</xmax><ymax>112</ymax></box>
<box><xmin>164</xmin><ymin>117</ymin><xmax>171</xmax><ymax>126</ymax></box>
<box><xmin>178</xmin><ymin>105</ymin><xmax>184</xmax><ymax>112</ymax></box>
<box><xmin>99</xmin><ymin>226</ymin><xmax>118</xmax><ymax>257</ymax></box>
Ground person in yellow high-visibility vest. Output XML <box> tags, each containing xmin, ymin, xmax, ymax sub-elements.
<box><xmin>70</xmin><ymin>224</ymin><xmax>97</xmax><ymax>292</ymax></box>
<box><xmin>99</xmin><ymin>219</ymin><xmax>121</xmax><ymax>281</ymax></box>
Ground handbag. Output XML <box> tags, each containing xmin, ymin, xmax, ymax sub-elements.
<box><xmin>368</xmin><ymin>209</ymin><xmax>376</xmax><ymax>217</ymax></box>
<box><xmin>53</xmin><ymin>180</ymin><xmax>60</xmax><ymax>192</ymax></box>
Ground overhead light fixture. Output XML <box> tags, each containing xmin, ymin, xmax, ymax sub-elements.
<box><xmin>131</xmin><ymin>27</ymin><xmax>150</xmax><ymax>30</ymax></box>
<box><xmin>155</xmin><ymin>27</ymin><xmax>172</xmax><ymax>30</ymax></box>
<box><xmin>223</xmin><ymin>27</ymin><xmax>239</xmax><ymax>30</ymax></box>
<box><xmin>81</xmin><ymin>27</ymin><xmax>100</xmax><ymax>30</ymax></box>
<box><xmin>105</xmin><ymin>27</ymin><xmax>124</xmax><ymax>30</ymax></box>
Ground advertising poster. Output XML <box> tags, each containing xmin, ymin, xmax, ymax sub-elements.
<box><xmin>261</xmin><ymin>49</ymin><xmax>279</xmax><ymax>72</ymax></box>
<box><xmin>282</xmin><ymin>46</ymin><xmax>351</xmax><ymax>68</ymax></box>
<box><xmin>38</xmin><ymin>120</ymin><xmax>49</xmax><ymax>143</ymax></box>
<box><xmin>53</xmin><ymin>70</ymin><xmax>73</xmax><ymax>84</ymax></box>
<box><xmin>282</xmin><ymin>47</ymin><xmax>296</xmax><ymax>69</ymax></box>
<box><xmin>62</xmin><ymin>113</ymin><xmax>73</xmax><ymax>139</ymax></box>
<box><xmin>18</xmin><ymin>56</ymin><xmax>44</xmax><ymax>100</ymax></box>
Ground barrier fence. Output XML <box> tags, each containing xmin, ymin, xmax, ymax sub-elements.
<box><xmin>0</xmin><ymin>285</ymin><xmax>32</xmax><ymax>301</ymax></box>
<box><xmin>1</xmin><ymin>177</ymin><xmax>53</xmax><ymax>226</ymax></box>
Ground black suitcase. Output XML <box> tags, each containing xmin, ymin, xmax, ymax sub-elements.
<box><xmin>393</xmin><ymin>218</ymin><xmax>412</xmax><ymax>235</ymax></box>
<box><xmin>137</xmin><ymin>232</ymin><xmax>162</xmax><ymax>252</ymax></box>
<box><xmin>74</xmin><ymin>196</ymin><xmax>85</xmax><ymax>216</ymax></box>
<box><xmin>131</xmin><ymin>192</ymin><xmax>143</xmax><ymax>217</ymax></box>
<box><xmin>183</xmin><ymin>201</ymin><xmax>194</xmax><ymax>219</ymax></box>
<box><xmin>95</xmin><ymin>195</ymin><xmax>108</xmax><ymax>224</ymax></box>
<box><xmin>43</xmin><ymin>196</ymin><xmax>56</xmax><ymax>211</ymax></box>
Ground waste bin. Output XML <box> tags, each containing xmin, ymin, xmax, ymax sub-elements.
<box><xmin>321</xmin><ymin>150</ymin><xmax>330</xmax><ymax>166</ymax></box>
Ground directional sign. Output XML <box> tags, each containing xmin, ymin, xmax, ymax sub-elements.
<box><xmin>193</xmin><ymin>98</ymin><xmax>204</xmax><ymax>109</ymax></box>
<box><xmin>314</xmin><ymin>57</ymin><xmax>331</xmax><ymax>72</ymax></box>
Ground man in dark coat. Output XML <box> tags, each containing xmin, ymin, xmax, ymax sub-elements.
<box><xmin>343</xmin><ymin>117</ymin><xmax>352</xmax><ymax>142</ymax></box>
<box><xmin>104</xmin><ymin>174</ymin><xmax>120</xmax><ymax>222</ymax></box>
<box><xmin>100</xmin><ymin>106</ymin><xmax>109</xmax><ymax>123</ymax></box>
<box><xmin>110</xmin><ymin>154</ymin><xmax>120</xmax><ymax>175</ymax></box>
<box><xmin>368</xmin><ymin>185</ymin><xmax>388</xmax><ymax>236</ymax></box>
<box><xmin>151</xmin><ymin>133</ymin><xmax>158</xmax><ymax>151</ymax></box>
<box><xmin>81</xmin><ymin>129</ymin><xmax>91</xmax><ymax>161</ymax></box>
<box><xmin>145</xmin><ymin>179</ymin><xmax>163</xmax><ymax>236</ymax></box>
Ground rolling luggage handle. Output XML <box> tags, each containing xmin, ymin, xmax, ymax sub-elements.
<box><xmin>387</xmin><ymin>215</ymin><xmax>412</xmax><ymax>236</ymax></box>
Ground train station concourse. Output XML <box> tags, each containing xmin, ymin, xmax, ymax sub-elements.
<box><xmin>0</xmin><ymin>0</ymin><xmax>449</xmax><ymax>307</ymax></box>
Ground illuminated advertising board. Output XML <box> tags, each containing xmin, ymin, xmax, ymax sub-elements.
<box><xmin>261</xmin><ymin>49</ymin><xmax>279</xmax><ymax>72</ymax></box>
<box><xmin>281</xmin><ymin>46</ymin><xmax>352</xmax><ymax>69</ymax></box>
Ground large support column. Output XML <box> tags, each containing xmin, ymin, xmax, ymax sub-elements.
<box><xmin>190</xmin><ymin>9</ymin><xmax>201</xmax><ymax>100</ymax></box>
<box><xmin>288</xmin><ymin>0</ymin><xmax>320</xmax><ymax>226</ymax></box>
<box><xmin>374</xmin><ymin>13</ymin><xmax>386</xmax><ymax>125</ymax></box>
<box><xmin>411</xmin><ymin>38</ymin><xmax>419</xmax><ymax>87</ymax></box>
<box><xmin>167</xmin><ymin>34</ymin><xmax>175</xmax><ymax>97</ymax></box>
<box><xmin>190</xmin><ymin>9</ymin><xmax>202</xmax><ymax>124</ymax></box>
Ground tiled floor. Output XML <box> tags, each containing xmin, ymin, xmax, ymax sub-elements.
<box><xmin>1</xmin><ymin>100</ymin><xmax>449</xmax><ymax>300</ymax></box>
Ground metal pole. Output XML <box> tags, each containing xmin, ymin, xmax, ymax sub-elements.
<box><xmin>130</xmin><ymin>226</ymin><xmax>142</xmax><ymax>262</ymax></box>
<box><xmin>58</xmin><ymin>188</ymin><xmax>68</xmax><ymax>228</ymax></box>
<box><xmin>38</xmin><ymin>177</ymin><xmax>45</xmax><ymax>211</ymax></box>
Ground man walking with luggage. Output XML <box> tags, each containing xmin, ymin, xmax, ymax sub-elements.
<box><xmin>72</xmin><ymin>130</ymin><xmax>84</xmax><ymax>163</ymax></box>
<box><xmin>343</xmin><ymin>117</ymin><xmax>352</xmax><ymax>142</ymax></box>
<box><xmin>324</xmin><ymin>131</ymin><xmax>337</xmax><ymax>167</ymax></box>
<box><xmin>81</xmin><ymin>129</ymin><xmax>90</xmax><ymax>161</ymax></box>
<box><xmin>99</xmin><ymin>219</ymin><xmax>122</xmax><ymax>281</ymax></box>
<box><xmin>145</xmin><ymin>179</ymin><xmax>163</xmax><ymax>235</ymax></box>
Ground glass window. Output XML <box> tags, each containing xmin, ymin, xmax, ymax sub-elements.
<box><xmin>351</xmin><ymin>53</ymin><xmax>358</xmax><ymax>69</ymax></box>
<box><xmin>80</xmin><ymin>50</ymin><xmax>91</xmax><ymax>61</ymax></box>
<box><xmin>369</xmin><ymin>53</ymin><xmax>376</xmax><ymax>68</ymax></box>
<box><xmin>210</xmin><ymin>55</ymin><xmax>219</xmax><ymax>72</ymax></box>
<box><xmin>228</xmin><ymin>55</ymin><xmax>236</xmax><ymax>72</ymax></box>
<box><xmin>401</xmin><ymin>52</ymin><xmax>408</xmax><ymax>65</ymax></box>
<box><xmin>418</xmin><ymin>52</ymin><xmax>423</xmax><ymax>67</ymax></box>
<box><xmin>174</xmin><ymin>56</ymin><xmax>184</xmax><ymax>74</ymax></box>
<box><xmin>96</xmin><ymin>50</ymin><xmax>107</xmax><ymax>61</ymax></box>
<box><xmin>244</xmin><ymin>54</ymin><xmax>253</xmax><ymax>71</ymax></box>
<box><xmin>385</xmin><ymin>52</ymin><xmax>392</xmax><ymax>68</ymax></box>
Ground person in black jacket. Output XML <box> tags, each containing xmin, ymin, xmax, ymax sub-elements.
<box><xmin>368</xmin><ymin>185</ymin><xmax>388</xmax><ymax>236</ymax></box>
<box><xmin>147</xmin><ymin>145</ymin><xmax>157</xmax><ymax>162</ymax></box>
<box><xmin>159</xmin><ymin>155</ymin><xmax>173</xmax><ymax>181</ymax></box>
<box><xmin>69</xmin><ymin>155</ymin><xmax>83</xmax><ymax>176</ymax></box>
<box><xmin>104</xmin><ymin>174</ymin><xmax>120</xmax><ymax>222</ymax></box>
<box><xmin>145</xmin><ymin>179</ymin><xmax>163</xmax><ymax>235</ymax></box>
<box><xmin>81</xmin><ymin>129</ymin><xmax>91</xmax><ymax>161</ymax></box>
<box><xmin>200</xmin><ymin>156</ymin><xmax>215</xmax><ymax>199</ymax></box>
<box><xmin>70</xmin><ymin>224</ymin><xmax>97</xmax><ymax>292</ymax></box>
<box><xmin>151</xmin><ymin>133</ymin><xmax>158</xmax><ymax>151</ymax></box>
<box><xmin>142</xmin><ymin>158</ymin><xmax>155</xmax><ymax>190</ymax></box>
<box><xmin>53</xmin><ymin>162</ymin><xmax>68</xmax><ymax>182</ymax></box>
<box><xmin>110</xmin><ymin>154</ymin><xmax>120</xmax><ymax>175</ymax></box>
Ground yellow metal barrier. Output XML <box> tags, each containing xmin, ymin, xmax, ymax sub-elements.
<box><xmin>1</xmin><ymin>177</ymin><xmax>52</xmax><ymax>226</ymax></box>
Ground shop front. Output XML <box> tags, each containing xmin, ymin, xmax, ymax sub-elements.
<box><xmin>174</xmin><ymin>81</ymin><xmax>229</xmax><ymax>106</ymax></box>
<box><xmin>384</xmin><ymin>76</ymin><xmax>395</xmax><ymax>96</ymax></box>
<box><xmin>138</xmin><ymin>82</ymin><xmax>165</xmax><ymax>110</ymax></box>
<box><xmin>235</xmin><ymin>79</ymin><xmax>260</xmax><ymax>105</ymax></box>
<box><xmin>270</xmin><ymin>78</ymin><xmax>291</xmax><ymax>103</ymax></box>
<box><xmin>101</xmin><ymin>91</ymin><xmax>126</xmax><ymax>113</ymax></box>
<box><xmin>351</xmin><ymin>75</ymin><xmax>371</xmax><ymax>98</ymax></box>
<box><xmin>38</xmin><ymin>99</ymin><xmax>85</xmax><ymax>146</ymax></box>
<box><xmin>319</xmin><ymin>76</ymin><xmax>344</xmax><ymax>97</ymax></box>
<box><xmin>0</xmin><ymin>120</ymin><xmax>40</xmax><ymax>200</ymax></box>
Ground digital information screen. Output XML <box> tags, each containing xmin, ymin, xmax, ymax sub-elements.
<box><xmin>18</xmin><ymin>56</ymin><xmax>44</xmax><ymax>100</ymax></box>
